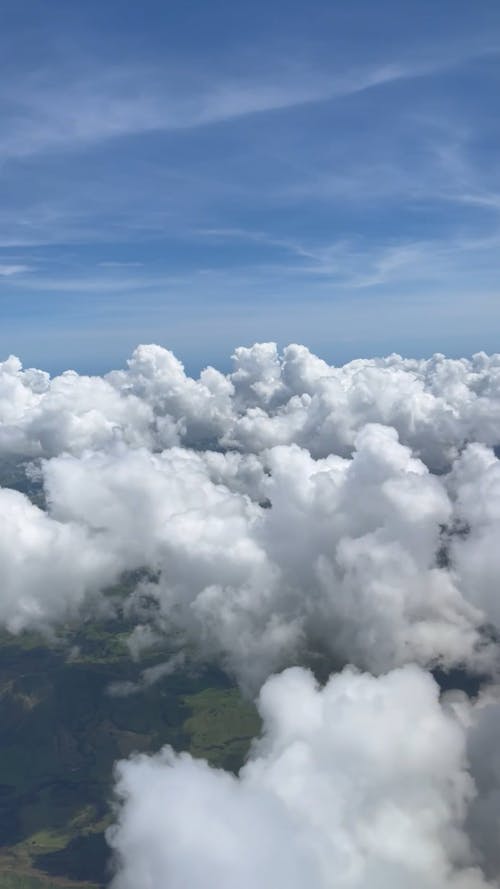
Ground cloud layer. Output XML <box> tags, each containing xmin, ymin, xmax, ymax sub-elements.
<box><xmin>2</xmin><ymin>342</ymin><xmax>500</xmax><ymax>886</ymax></box>
<box><xmin>2</xmin><ymin>343</ymin><xmax>500</xmax><ymax>467</ymax></box>
<box><xmin>1</xmin><ymin>343</ymin><xmax>500</xmax><ymax>687</ymax></box>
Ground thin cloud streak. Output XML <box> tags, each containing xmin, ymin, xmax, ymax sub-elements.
<box><xmin>0</xmin><ymin>46</ymin><xmax>496</xmax><ymax>163</ymax></box>
<box><xmin>0</xmin><ymin>264</ymin><xmax>30</xmax><ymax>276</ymax></box>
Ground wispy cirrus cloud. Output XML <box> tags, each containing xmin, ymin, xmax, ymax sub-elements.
<box><xmin>198</xmin><ymin>223</ymin><xmax>500</xmax><ymax>288</ymax></box>
<box><xmin>0</xmin><ymin>45</ymin><xmax>496</xmax><ymax>163</ymax></box>
<box><xmin>0</xmin><ymin>4</ymin><xmax>499</xmax><ymax>369</ymax></box>
<box><xmin>0</xmin><ymin>264</ymin><xmax>29</xmax><ymax>276</ymax></box>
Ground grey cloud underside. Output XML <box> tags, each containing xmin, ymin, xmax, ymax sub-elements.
<box><xmin>2</xmin><ymin>341</ymin><xmax>500</xmax><ymax>887</ymax></box>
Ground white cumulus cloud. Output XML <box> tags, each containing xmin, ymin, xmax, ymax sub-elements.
<box><xmin>108</xmin><ymin>664</ymin><xmax>496</xmax><ymax>889</ymax></box>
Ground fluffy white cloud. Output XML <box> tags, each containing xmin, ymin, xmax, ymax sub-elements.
<box><xmin>38</xmin><ymin>424</ymin><xmax>489</xmax><ymax>690</ymax></box>
<box><xmin>0</xmin><ymin>486</ymin><xmax>119</xmax><ymax>632</ymax></box>
<box><xmin>447</xmin><ymin>444</ymin><xmax>500</xmax><ymax>634</ymax></box>
<box><xmin>0</xmin><ymin>354</ymin><xmax>153</xmax><ymax>457</ymax></box>
<box><xmin>1</xmin><ymin>348</ymin><xmax>499</xmax><ymax>688</ymax></box>
<box><xmin>464</xmin><ymin>687</ymin><xmax>500</xmax><ymax>880</ymax></box>
<box><xmin>108</xmin><ymin>664</ymin><xmax>495</xmax><ymax>889</ymax></box>
<box><xmin>1</xmin><ymin>343</ymin><xmax>500</xmax><ymax>465</ymax></box>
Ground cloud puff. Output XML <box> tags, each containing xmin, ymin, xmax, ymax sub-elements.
<box><xmin>464</xmin><ymin>687</ymin><xmax>500</xmax><ymax>880</ymax></box>
<box><xmin>224</xmin><ymin>345</ymin><xmax>500</xmax><ymax>470</ymax></box>
<box><xmin>0</xmin><ymin>354</ymin><xmax>154</xmax><ymax>458</ymax></box>
<box><xmin>108</xmin><ymin>664</ymin><xmax>495</xmax><ymax>889</ymax></box>
<box><xmin>107</xmin><ymin>652</ymin><xmax>185</xmax><ymax>698</ymax></box>
<box><xmin>447</xmin><ymin>443</ymin><xmax>500</xmax><ymax>632</ymax></box>
<box><xmin>0</xmin><ymin>486</ymin><xmax>118</xmax><ymax>632</ymax></box>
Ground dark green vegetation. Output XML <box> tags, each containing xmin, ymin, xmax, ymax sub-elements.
<box><xmin>0</xmin><ymin>621</ymin><xmax>260</xmax><ymax>889</ymax></box>
<box><xmin>0</xmin><ymin>461</ymin><xmax>45</xmax><ymax>510</ymax></box>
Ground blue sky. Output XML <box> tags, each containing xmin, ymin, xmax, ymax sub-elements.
<box><xmin>1</xmin><ymin>0</ymin><xmax>500</xmax><ymax>373</ymax></box>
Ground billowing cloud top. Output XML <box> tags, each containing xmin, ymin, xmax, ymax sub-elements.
<box><xmin>2</xmin><ymin>343</ymin><xmax>500</xmax><ymax>467</ymax></box>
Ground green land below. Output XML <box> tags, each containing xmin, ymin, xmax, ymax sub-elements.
<box><xmin>0</xmin><ymin>617</ymin><xmax>260</xmax><ymax>889</ymax></box>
